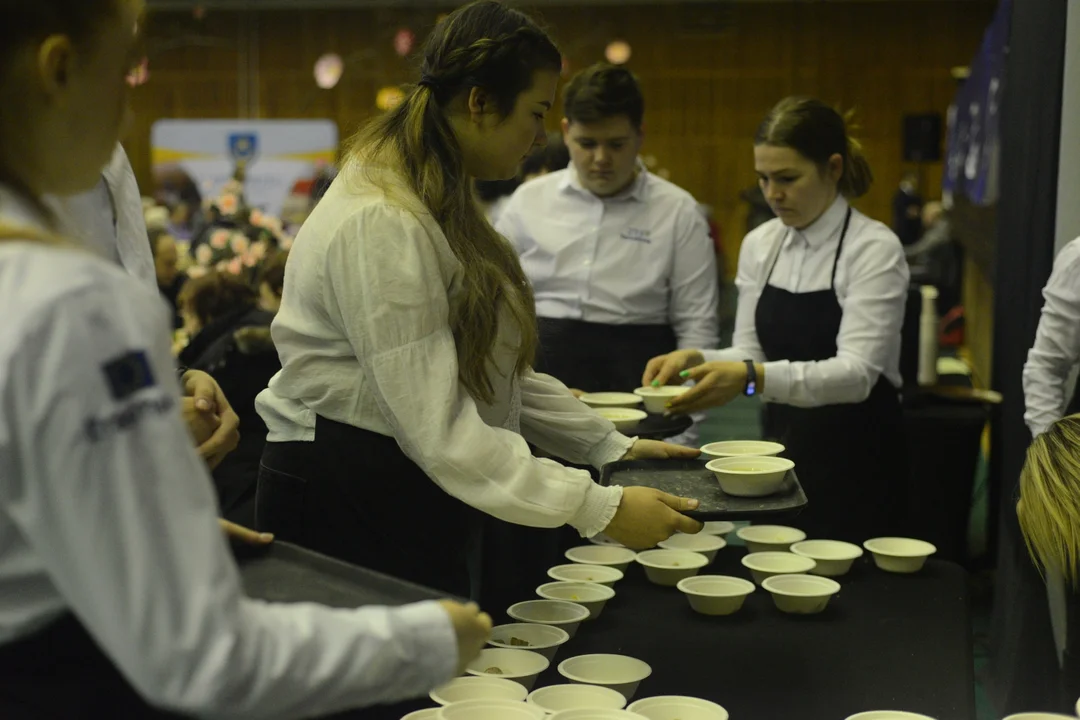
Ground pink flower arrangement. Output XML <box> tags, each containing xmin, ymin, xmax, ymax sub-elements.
<box><xmin>250</xmin><ymin>240</ymin><xmax>268</xmax><ymax>260</ymax></box>
<box><xmin>194</xmin><ymin>243</ymin><xmax>213</xmax><ymax>266</ymax></box>
<box><xmin>217</xmin><ymin>193</ymin><xmax>239</xmax><ymax>216</ymax></box>
<box><xmin>226</xmin><ymin>257</ymin><xmax>244</xmax><ymax>275</ymax></box>
<box><xmin>187</xmin><ymin>265</ymin><xmax>208</xmax><ymax>279</ymax></box>
<box><xmin>249</xmin><ymin>209</ymin><xmax>265</xmax><ymax>228</ymax></box>
<box><xmin>209</xmin><ymin>229</ymin><xmax>230</xmax><ymax>251</ymax></box>
<box><xmin>279</xmin><ymin>235</ymin><xmax>294</xmax><ymax>251</ymax></box>
<box><xmin>229</xmin><ymin>233</ymin><xmax>250</xmax><ymax>254</ymax></box>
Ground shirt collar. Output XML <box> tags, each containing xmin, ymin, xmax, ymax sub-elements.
<box><xmin>0</xmin><ymin>184</ymin><xmax>53</xmax><ymax>232</ymax></box>
<box><xmin>559</xmin><ymin>158</ymin><xmax>650</xmax><ymax>202</ymax></box>
<box><xmin>793</xmin><ymin>195</ymin><xmax>850</xmax><ymax>248</ymax></box>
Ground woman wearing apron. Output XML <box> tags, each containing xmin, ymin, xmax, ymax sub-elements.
<box><xmin>0</xmin><ymin>1</ymin><xmax>493</xmax><ymax>717</ymax></box>
<box><xmin>643</xmin><ymin>97</ymin><xmax>910</xmax><ymax>543</ymax></box>
<box><xmin>254</xmin><ymin>1</ymin><xmax>702</xmax><ymax>603</ymax></box>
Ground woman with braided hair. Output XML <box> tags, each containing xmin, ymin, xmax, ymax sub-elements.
<box><xmin>255</xmin><ymin>0</ymin><xmax>704</xmax><ymax>599</ymax></box>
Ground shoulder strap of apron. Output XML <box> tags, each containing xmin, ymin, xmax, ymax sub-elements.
<box><xmin>762</xmin><ymin>228</ymin><xmax>788</xmax><ymax>285</ymax></box>
<box><xmin>829</xmin><ymin>208</ymin><xmax>854</xmax><ymax>289</ymax></box>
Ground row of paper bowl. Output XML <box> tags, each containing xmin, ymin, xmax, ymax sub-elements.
<box><xmin>413</xmin><ymin>671</ymin><xmax>730</xmax><ymax>719</ymax></box>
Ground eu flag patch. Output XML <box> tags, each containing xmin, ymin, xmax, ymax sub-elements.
<box><xmin>102</xmin><ymin>351</ymin><xmax>156</xmax><ymax>401</ymax></box>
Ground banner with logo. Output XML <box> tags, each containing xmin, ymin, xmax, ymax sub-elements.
<box><xmin>150</xmin><ymin>119</ymin><xmax>338</xmax><ymax>217</ymax></box>
<box><xmin>942</xmin><ymin>0</ymin><xmax>1009</xmax><ymax>206</ymax></box>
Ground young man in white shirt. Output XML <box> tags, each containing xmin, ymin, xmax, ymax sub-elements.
<box><xmin>496</xmin><ymin>64</ymin><xmax>719</xmax><ymax>403</ymax></box>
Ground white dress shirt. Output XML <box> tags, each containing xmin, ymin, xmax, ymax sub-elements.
<box><xmin>496</xmin><ymin>166</ymin><xmax>720</xmax><ymax>350</ymax></box>
<box><xmin>256</xmin><ymin>164</ymin><xmax>630</xmax><ymax>538</ymax></box>
<box><xmin>45</xmin><ymin>144</ymin><xmax>157</xmax><ymax>291</ymax></box>
<box><xmin>1023</xmin><ymin>236</ymin><xmax>1080</xmax><ymax>437</ymax></box>
<box><xmin>0</xmin><ymin>187</ymin><xmax>457</xmax><ymax>718</ymax></box>
<box><xmin>705</xmin><ymin>196</ymin><xmax>908</xmax><ymax>407</ymax></box>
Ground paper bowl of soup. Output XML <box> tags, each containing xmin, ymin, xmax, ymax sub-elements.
<box><xmin>594</xmin><ymin>407</ymin><xmax>648</xmax><ymax>431</ymax></box>
<box><xmin>700</xmin><ymin>440</ymin><xmax>785</xmax><ymax>459</ymax></box>
<box><xmin>706</xmin><ymin>456</ymin><xmax>793</xmax><ymax>497</ymax></box>
<box><xmin>487</xmin><ymin>623</ymin><xmax>570</xmax><ymax>660</ymax></box>
<box><xmin>634</xmin><ymin>386</ymin><xmax>688</xmax><ymax>414</ymax></box>
<box><xmin>579</xmin><ymin>392</ymin><xmax>643</xmax><ymax>409</ymax></box>
<box><xmin>465</xmin><ymin>648</ymin><xmax>550</xmax><ymax>690</ymax></box>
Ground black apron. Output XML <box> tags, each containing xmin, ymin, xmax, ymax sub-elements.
<box><xmin>757</xmin><ymin>209</ymin><xmax>908</xmax><ymax>543</ymax></box>
<box><xmin>256</xmin><ymin>417</ymin><xmax>483</xmax><ymax>600</ymax></box>
<box><xmin>0</xmin><ymin>614</ymin><xmax>189</xmax><ymax>719</ymax></box>
<box><xmin>535</xmin><ymin>318</ymin><xmax>676</xmax><ymax>393</ymax></box>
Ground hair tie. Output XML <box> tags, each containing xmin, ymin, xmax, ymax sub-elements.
<box><xmin>418</xmin><ymin>74</ymin><xmax>440</xmax><ymax>91</ymax></box>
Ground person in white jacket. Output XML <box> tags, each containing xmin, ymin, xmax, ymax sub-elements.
<box><xmin>0</xmin><ymin>1</ymin><xmax>490</xmax><ymax>717</ymax></box>
<box><xmin>254</xmin><ymin>1</ymin><xmax>703</xmax><ymax>601</ymax></box>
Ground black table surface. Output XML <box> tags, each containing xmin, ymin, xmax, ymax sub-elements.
<box><xmin>523</xmin><ymin>546</ymin><xmax>975</xmax><ymax>720</ymax></box>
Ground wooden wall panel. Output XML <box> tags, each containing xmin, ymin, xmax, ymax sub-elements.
<box><xmin>129</xmin><ymin>1</ymin><xmax>993</xmax><ymax>270</ymax></box>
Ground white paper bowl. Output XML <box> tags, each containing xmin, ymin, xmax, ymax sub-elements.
<box><xmin>736</xmin><ymin>525</ymin><xmax>807</xmax><ymax>553</ymax></box>
<box><xmin>580</xmin><ymin>392</ymin><xmax>643</xmax><ymax>409</ymax></box>
<box><xmin>488</xmin><ymin>623</ymin><xmax>570</xmax><ymax>661</ymax></box>
<box><xmin>527</xmin><ymin>684</ymin><xmax>628</xmax><ymax>714</ymax></box>
<box><xmin>402</xmin><ymin>710</ymin><xmax>439</xmax><ymax>720</ymax></box>
<box><xmin>430</xmin><ymin>676</ymin><xmax>528</xmax><ymax>706</ymax></box>
<box><xmin>741</xmin><ymin>551</ymin><xmax>817</xmax><ymax>585</ymax></box>
<box><xmin>549</xmin><ymin>710</ymin><xmax>646</xmax><ymax>720</ymax></box>
<box><xmin>677</xmin><ymin>575</ymin><xmax>755</xmax><ymax>616</ymax></box>
<box><xmin>700</xmin><ymin>440</ymin><xmax>786</xmax><ymax>459</ymax></box>
<box><xmin>636</xmin><ymin>549</ymin><xmax>709</xmax><ymax>586</ymax></box>
<box><xmin>628</xmin><ymin>695</ymin><xmax>730</xmax><ymax>720</ymax></box>
<box><xmin>507</xmin><ymin>600</ymin><xmax>591</xmax><ymax>638</ymax></box>
<box><xmin>566</xmin><ymin>545</ymin><xmax>638</xmax><ymax>571</ymax></box>
<box><xmin>791</xmin><ymin>540</ymin><xmax>864</xmax><ymax>577</ymax></box>
<box><xmin>465</xmin><ymin>648</ymin><xmax>550</xmax><ymax>690</ymax></box>
<box><xmin>1001</xmin><ymin>714</ymin><xmax>1077</xmax><ymax>720</ymax></box>
<box><xmin>762</xmin><ymin>573</ymin><xmax>840</xmax><ymax>614</ymax></box>
<box><xmin>634</xmin><ymin>386</ymin><xmax>688</xmax><ymax>414</ymax></box>
<box><xmin>437</xmin><ymin>699</ymin><xmax>547</xmax><ymax>720</ymax></box>
<box><xmin>558</xmin><ymin>654</ymin><xmax>653</xmax><ymax>701</ymax></box>
<box><xmin>595</xmin><ymin>407</ymin><xmax>648</xmax><ymax>431</ymax></box>
<box><xmin>658</xmin><ymin>533</ymin><xmax>727</xmax><ymax>562</ymax></box>
<box><xmin>706</xmin><ymin>456</ymin><xmax>794</xmax><ymax>497</ymax></box>
<box><xmin>548</xmin><ymin>563</ymin><xmax>624</xmax><ymax>587</ymax></box>
<box><xmin>537</xmin><ymin>582</ymin><xmax>616</xmax><ymax>620</ymax></box>
<box><xmin>698</xmin><ymin>521</ymin><xmax>736</xmax><ymax>537</ymax></box>
<box><xmin>549</xmin><ymin>710</ymin><xmax>647</xmax><ymax>720</ymax></box>
<box><xmin>863</xmin><ymin>537</ymin><xmax>937</xmax><ymax>574</ymax></box>
<box><xmin>845</xmin><ymin>712</ymin><xmax>939</xmax><ymax>720</ymax></box>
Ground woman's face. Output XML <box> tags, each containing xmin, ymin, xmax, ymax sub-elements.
<box><xmin>754</xmin><ymin>144</ymin><xmax>842</xmax><ymax>230</ymax></box>
<box><xmin>460</xmin><ymin>70</ymin><xmax>559</xmax><ymax>181</ymax></box>
<box><xmin>21</xmin><ymin>0</ymin><xmax>144</xmax><ymax>196</ymax></box>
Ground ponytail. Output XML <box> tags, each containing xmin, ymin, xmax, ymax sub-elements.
<box><xmin>840</xmin><ymin>135</ymin><xmax>873</xmax><ymax>198</ymax></box>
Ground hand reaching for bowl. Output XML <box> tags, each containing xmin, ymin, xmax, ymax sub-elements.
<box><xmin>438</xmin><ymin>601</ymin><xmax>493</xmax><ymax>675</ymax></box>
<box><xmin>665</xmin><ymin>361</ymin><xmax>765</xmax><ymax>414</ymax></box>
<box><xmin>621</xmin><ymin>439</ymin><xmax>701</xmax><ymax>462</ymax></box>
<box><xmin>641</xmin><ymin>349</ymin><xmax>705</xmax><ymax>388</ymax></box>
<box><xmin>603</xmin><ymin>486</ymin><xmax>704</xmax><ymax>549</ymax></box>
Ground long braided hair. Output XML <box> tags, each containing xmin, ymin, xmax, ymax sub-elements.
<box><xmin>347</xmin><ymin>1</ymin><xmax>561</xmax><ymax>405</ymax></box>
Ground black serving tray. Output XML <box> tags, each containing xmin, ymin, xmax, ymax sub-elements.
<box><xmin>235</xmin><ymin>541</ymin><xmax>461</xmax><ymax>608</ymax></box>
<box><xmin>599</xmin><ymin>458</ymin><xmax>808</xmax><ymax>520</ymax></box>
<box><xmin>626</xmin><ymin>413</ymin><xmax>694</xmax><ymax>441</ymax></box>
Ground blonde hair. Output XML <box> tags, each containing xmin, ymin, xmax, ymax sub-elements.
<box><xmin>1017</xmin><ymin>414</ymin><xmax>1080</xmax><ymax>586</ymax></box>
<box><xmin>755</xmin><ymin>96</ymin><xmax>873</xmax><ymax>199</ymax></box>
<box><xmin>344</xmin><ymin>1</ymin><xmax>560</xmax><ymax>405</ymax></box>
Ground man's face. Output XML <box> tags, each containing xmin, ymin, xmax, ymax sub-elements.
<box><xmin>562</xmin><ymin>115</ymin><xmax>643</xmax><ymax>197</ymax></box>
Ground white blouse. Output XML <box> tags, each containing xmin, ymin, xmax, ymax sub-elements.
<box><xmin>705</xmin><ymin>196</ymin><xmax>908</xmax><ymax>407</ymax></box>
<box><xmin>256</xmin><ymin>164</ymin><xmax>630</xmax><ymax>537</ymax></box>
<box><xmin>1023</xmin><ymin>236</ymin><xmax>1080</xmax><ymax>437</ymax></box>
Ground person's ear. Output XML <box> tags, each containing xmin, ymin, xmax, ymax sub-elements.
<box><xmin>825</xmin><ymin>153</ymin><xmax>844</xmax><ymax>185</ymax></box>
<box><xmin>467</xmin><ymin>87</ymin><xmax>490</xmax><ymax>123</ymax></box>
<box><xmin>36</xmin><ymin>35</ymin><xmax>76</xmax><ymax>99</ymax></box>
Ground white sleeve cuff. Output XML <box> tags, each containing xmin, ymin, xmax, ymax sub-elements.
<box><xmin>391</xmin><ymin>600</ymin><xmax>458</xmax><ymax>688</ymax></box>
<box><xmin>761</xmin><ymin>360</ymin><xmax>792</xmax><ymax>403</ymax></box>
<box><xmin>569</xmin><ymin>482</ymin><xmax>624</xmax><ymax>538</ymax></box>
<box><xmin>586</xmin><ymin>430</ymin><xmax>635</xmax><ymax>470</ymax></box>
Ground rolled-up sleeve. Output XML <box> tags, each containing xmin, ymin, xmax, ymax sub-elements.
<box><xmin>1023</xmin><ymin>238</ymin><xmax>1080</xmax><ymax>437</ymax></box>
<box><xmin>669</xmin><ymin>205</ymin><xmax>720</xmax><ymax>350</ymax></box>
<box><xmin>4</xmin><ymin>283</ymin><xmax>457</xmax><ymax>719</ymax></box>
<box><xmin>325</xmin><ymin>205</ymin><xmax>619</xmax><ymax>535</ymax></box>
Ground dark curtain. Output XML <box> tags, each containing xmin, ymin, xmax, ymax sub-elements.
<box><xmin>987</xmin><ymin>0</ymin><xmax>1069</xmax><ymax>713</ymax></box>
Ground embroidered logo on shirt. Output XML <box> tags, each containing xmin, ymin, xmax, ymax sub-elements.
<box><xmin>620</xmin><ymin>228</ymin><xmax>652</xmax><ymax>244</ymax></box>
<box><xmin>102</xmin><ymin>351</ymin><xmax>156</xmax><ymax>401</ymax></box>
